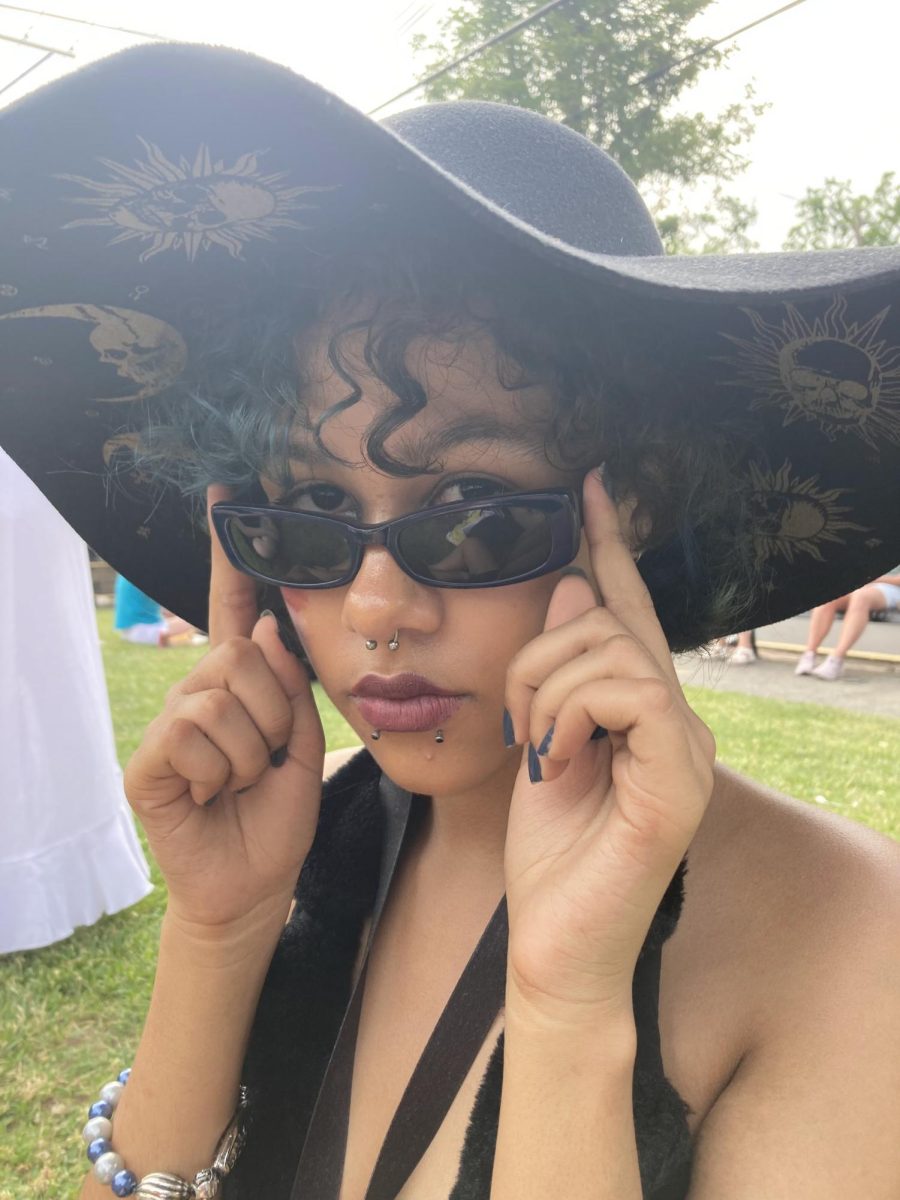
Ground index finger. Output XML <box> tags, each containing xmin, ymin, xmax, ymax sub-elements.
<box><xmin>207</xmin><ymin>483</ymin><xmax>260</xmax><ymax>647</ymax></box>
<box><xmin>582</xmin><ymin>469</ymin><xmax>677</xmax><ymax>681</ymax></box>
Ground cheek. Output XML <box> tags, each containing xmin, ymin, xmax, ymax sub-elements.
<box><xmin>281</xmin><ymin>589</ymin><xmax>311</xmax><ymax>616</ymax></box>
<box><xmin>280</xmin><ymin>588</ymin><xmax>317</xmax><ymax>644</ymax></box>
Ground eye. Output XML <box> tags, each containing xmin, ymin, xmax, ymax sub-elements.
<box><xmin>432</xmin><ymin>477</ymin><xmax>508</xmax><ymax>506</ymax></box>
<box><xmin>280</xmin><ymin>482</ymin><xmax>359</xmax><ymax>518</ymax></box>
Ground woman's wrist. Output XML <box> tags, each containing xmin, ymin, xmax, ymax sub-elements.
<box><xmin>161</xmin><ymin>891</ymin><xmax>294</xmax><ymax>969</ymax></box>
<box><xmin>505</xmin><ymin>970</ymin><xmax>638</xmax><ymax>1045</ymax></box>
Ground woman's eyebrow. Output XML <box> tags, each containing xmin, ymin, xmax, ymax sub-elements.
<box><xmin>416</xmin><ymin>419</ymin><xmax>547</xmax><ymax>459</ymax></box>
<box><xmin>286</xmin><ymin>420</ymin><xmax>545</xmax><ymax>466</ymax></box>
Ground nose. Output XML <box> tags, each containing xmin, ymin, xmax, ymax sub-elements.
<box><xmin>341</xmin><ymin>544</ymin><xmax>442</xmax><ymax>646</ymax></box>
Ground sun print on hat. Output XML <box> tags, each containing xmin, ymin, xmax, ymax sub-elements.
<box><xmin>746</xmin><ymin>459</ymin><xmax>868</xmax><ymax>569</ymax></box>
<box><xmin>723</xmin><ymin>296</ymin><xmax>900</xmax><ymax>449</ymax></box>
<box><xmin>56</xmin><ymin>137</ymin><xmax>337</xmax><ymax>262</ymax></box>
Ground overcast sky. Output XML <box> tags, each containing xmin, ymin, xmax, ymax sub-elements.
<box><xmin>1</xmin><ymin>0</ymin><xmax>896</xmax><ymax>249</ymax></box>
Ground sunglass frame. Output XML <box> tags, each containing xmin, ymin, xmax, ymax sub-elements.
<box><xmin>210</xmin><ymin>488</ymin><xmax>581</xmax><ymax>590</ymax></box>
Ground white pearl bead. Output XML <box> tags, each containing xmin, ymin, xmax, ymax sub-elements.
<box><xmin>99</xmin><ymin>1080</ymin><xmax>125</xmax><ymax>1109</ymax></box>
<box><xmin>82</xmin><ymin>1115</ymin><xmax>113</xmax><ymax>1143</ymax></box>
<box><xmin>92</xmin><ymin>1151</ymin><xmax>124</xmax><ymax>1184</ymax></box>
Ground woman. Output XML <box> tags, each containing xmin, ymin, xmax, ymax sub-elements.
<box><xmin>1</xmin><ymin>43</ymin><xmax>899</xmax><ymax>1200</ymax></box>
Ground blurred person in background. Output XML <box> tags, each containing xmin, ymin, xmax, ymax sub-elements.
<box><xmin>796</xmin><ymin>566</ymin><xmax>900</xmax><ymax>680</ymax></box>
<box><xmin>114</xmin><ymin>573</ymin><xmax>206</xmax><ymax>647</ymax></box>
<box><xmin>0</xmin><ymin>447</ymin><xmax>151</xmax><ymax>954</ymax></box>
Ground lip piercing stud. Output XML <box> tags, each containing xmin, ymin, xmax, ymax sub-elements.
<box><xmin>371</xmin><ymin>730</ymin><xmax>381</xmax><ymax>741</ymax></box>
<box><xmin>434</xmin><ymin>730</ymin><xmax>444</xmax><ymax>744</ymax></box>
<box><xmin>365</xmin><ymin>639</ymin><xmax>377</xmax><ymax>650</ymax></box>
<box><xmin>388</xmin><ymin>631</ymin><xmax>400</xmax><ymax>651</ymax></box>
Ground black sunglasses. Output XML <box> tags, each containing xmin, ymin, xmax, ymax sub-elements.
<box><xmin>211</xmin><ymin>488</ymin><xmax>581</xmax><ymax>590</ymax></box>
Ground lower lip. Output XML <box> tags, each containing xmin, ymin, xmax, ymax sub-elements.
<box><xmin>352</xmin><ymin>694</ymin><xmax>464</xmax><ymax>733</ymax></box>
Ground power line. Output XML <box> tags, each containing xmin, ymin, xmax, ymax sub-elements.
<box><xmin>636</xmin><ymin>0</ymin><xmax>810</xmax><ymax>86</ymax></box>
<box><xmin>371</xmin><ymin>0</ymin><xmax>811</xmax><ymax>120</ymax></box>
<box><xmin>0</xmin><ymin>47</ymin><xmax>53</xmax><ymax>97</ymax></box>
<box><xmin>368</xmin><ymin>0</ymin><xmax>573</xmax><ymax>115</ymax></box>
<box><xmin>0</xmin><ymin>28</ymin><xmax>73</xmax><ymax>54</ymax></box>
<box><xmin>0</xmin><ymin>3</ymin><xmax>170</xmax><ymax>41</ymax></box>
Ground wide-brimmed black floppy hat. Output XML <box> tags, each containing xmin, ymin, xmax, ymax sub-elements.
<box><xmin>2</xmin><ymin>42</ymin><xmax>900</xmax><ymax>637</ymax></box>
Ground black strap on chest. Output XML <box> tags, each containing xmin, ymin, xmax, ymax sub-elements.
<box><xmin>289</xmin><ymin>775</ymin><xmax>509</xmax><ymax>1200</ymax></box>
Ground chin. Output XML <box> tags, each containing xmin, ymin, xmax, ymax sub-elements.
<box><xmin>363</xmin><ymin>733</ymin><xmax>512</xmax><ymax>798</ymax></box>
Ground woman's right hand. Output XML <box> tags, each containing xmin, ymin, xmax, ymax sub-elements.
<box><xmin>124</xmin><ymin>485</ymin><xmax>325</xmax><ymax>935</ymax></box>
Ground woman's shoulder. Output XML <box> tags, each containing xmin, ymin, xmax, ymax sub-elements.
<box><xmin>662</xmin><ymin>762</ymin><xmax>900</xmax><ymax>1147</ymax></box>
<box><xmin>664</xmin><ymin>776</ymin><xmax>900</xmax><ymax>1192</ymax></box>
<box><xmin>690</xmin><ymin>763</ymin><xmax>900</xmax><ymax>937</ymax></box>
<box><xmin>675</xmin><ymin>762</ymin><xmax>900</xmax><ymax>996</ymax></box>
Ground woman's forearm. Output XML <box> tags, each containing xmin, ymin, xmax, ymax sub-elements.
<box><xmin>491</xmin><ymin>998</ymin><xmax>641</xmax><ymax>1200</ymax></box>
<box><xmin>78</xmin><ymin>897</ymin><xmax>291</xmax><ymax>1199</ymax></box>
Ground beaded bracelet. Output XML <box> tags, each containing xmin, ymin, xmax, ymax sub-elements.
<box><xmin>81</xmin><ymin>1068</ymin><xmax>248</xmax><ymax>1198</ymax></box>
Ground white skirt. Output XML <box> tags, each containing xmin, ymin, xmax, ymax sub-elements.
<box><xmin>0</xmin><ymin>446</ymin><xmax>152</xmax><ymax>953</ymax></box>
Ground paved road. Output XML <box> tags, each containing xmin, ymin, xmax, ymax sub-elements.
<box><xmin>674</xmin><ymin>612</ymin><xmax>900</xmax><ymax>720</ymax></box>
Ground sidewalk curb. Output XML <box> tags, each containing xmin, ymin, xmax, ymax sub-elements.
<box><xmin>757</xmin><ymin>640</ymin><xmax>900</xmax><ymax>667</ymax></box>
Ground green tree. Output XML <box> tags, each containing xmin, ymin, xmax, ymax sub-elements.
<box><xmin>411</xmin><ymin>0</ymin><xmax>764</xmax><ymax>253</ymax></box>
<box><xmin>784</xmin><ymin>173</ymin><xmax>900</xmax><ymax>250</ymax></box>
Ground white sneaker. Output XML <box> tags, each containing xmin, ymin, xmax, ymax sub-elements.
<box><xmin>811</xmin><ymin>655</ymin><xmax>844</xmax><ymax>681</ymax></box>
<box><xmin>730</xmin><ymin>646</ymin><xmax>756</xmax><ymax>665</ymax></box>
<box><xmin>794</xmin><ymin>650</ymin><xmax>817</xmax><ymax>676</ymax></box>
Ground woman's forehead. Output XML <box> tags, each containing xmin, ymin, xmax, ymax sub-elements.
<box><xmin>291</xmin><ymin>321</ymin><xmax>556</xmax><ymax>467</ymax></box>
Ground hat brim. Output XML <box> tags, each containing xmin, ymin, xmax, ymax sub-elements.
<box><xmin>1</xmin><ymin>42</ymin><xmax>899</xmax><ymax>638</ymax></box>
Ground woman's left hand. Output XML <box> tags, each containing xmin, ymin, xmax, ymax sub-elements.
<box><xmin>502</xmin><ymin>469</ymin><xmax>716</xmax><ymax>1023</ymax></box>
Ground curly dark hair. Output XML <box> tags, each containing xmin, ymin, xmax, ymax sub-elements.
<box><xmin>130</xmin><ymin>206</ymin><xmax>760</xmax><ymax>651</ymax></box>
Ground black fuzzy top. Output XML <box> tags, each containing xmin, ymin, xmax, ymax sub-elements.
<box><xmin>224</xmin><ymin>750</ymin><xmax>692</xmax><ymax>1199</ymax></box>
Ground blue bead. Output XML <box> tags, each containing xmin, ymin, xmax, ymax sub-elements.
<box><xmin>87</xmin><ymin>1137</ymin><xmax>112</xmax><ymax>1163</ymax></box>
<box><xmin>117</xmin><ymin>1068</ymin><xmax>131</xmax><ymax>1085</ymax></box>
<box><xmin>111</xmin><ymin>1169</ymin><xmax>138</xmax><ymax>1196</ymax></box>
<box><xmin>89</xmin><ymin>1100</ymin><xmax>113</xmax><ymax>1120</ymax></box>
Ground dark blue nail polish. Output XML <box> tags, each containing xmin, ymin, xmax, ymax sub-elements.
<box><xmin>502</xmin><ymin>708</ymin><xmax>516</xmax><ymax>748</ymax></box>
<box><xmin>528</xmin><ymin>744</ymin><xmax>543</xmax><ymax>784</ymax></box>
<box><xmin>590</xmin><ymin>725</ymin><xmax>609</xmax><ymax>741</ymax></box>
<box><xmin>270</xmin><ymin>746</ymin><xmax>288</xmax><ymax>767</ymax></box>
<box><xmin>537</xmin><ymin>724</ymin><xmax>554</xmax><ymax>756</ymax></box>
<box><xmin>260</xmin><ymin>609</ymin><xmax>275</xmax><ymax>620</ymax></box>
<box><xmin>203</xmin><ymin>793</ymin><xmax>219</xmax><ymax>807</ymax></box>
<box><xmin>560</xmin><ymin>566</ymin><xmax>587</xmax><ymax>580</ymax></box>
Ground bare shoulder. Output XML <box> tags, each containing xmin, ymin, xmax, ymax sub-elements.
<box><xmin>690</xmin><ymin>762</ymin><xmax>900</xmax><ymax>936</ymax></box>
<box><xmin>671</xmin><ymin>761</ymin><xmax>900</xmax><ymax>1016</ymax></box>
<box><xmin>665</xmin><ymin>765</ymin><xmax>900</xmax><ymax>1196</ymax></box>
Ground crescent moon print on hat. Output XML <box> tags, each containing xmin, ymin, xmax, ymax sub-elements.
<box><xmin>0</xmin><ymin>304</ymin><xmax>187</xmax><ymax>403</ymax></box>
<box><xmin>0</xmin><ymin>41</ymin><xmax>899</xmax><ymax>637</ymax></box>
<box><xmin>57</xmin><ymin>138</ymin><xmax>338</xmax><ymax>263</ymax></box>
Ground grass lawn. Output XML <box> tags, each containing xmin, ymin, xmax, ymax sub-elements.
<box><xmin>1</xmin><ymin>610</ymin><xmax>897</xmax><ymax>1196</ymax></box>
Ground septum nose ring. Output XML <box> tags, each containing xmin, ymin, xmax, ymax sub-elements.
<box><xmin>365</xmin><ymin>631</ymin><xmax>400</xmax><ymax>651</ymax></box>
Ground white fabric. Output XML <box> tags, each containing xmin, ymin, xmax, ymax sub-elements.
<box><xmin>0</xmin><ymin>446</ymin><xmax>152</xmax><ymax>953</ymax></box>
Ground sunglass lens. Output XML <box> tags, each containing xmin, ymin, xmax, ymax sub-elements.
<box><xmin>225</xmin><ymin>513</ymin><xmax>354</xmax><ymax>585</ymax></box>
<box><xmin>398</xmin><ymin>503</ymin><xmax>555</xmax><ymax>585</ymax></box>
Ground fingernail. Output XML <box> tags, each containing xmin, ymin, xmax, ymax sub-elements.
<box><xmin>203</xmin><ymin>793</ymin><xmax>219</xmax><ymax>807</ymax></box>
<box><xmin>590</xmin><ymin>725</ymin><xmax>609</xmax><ymax>741</ymax></box>
<box><xmin>502</xmin><ymin>708</ymin><xmax>516</xmax><ymax>748</ymax></box>
<box><xmin>260</xmin><ymin>609</ymin><xmax>276</xmax><ymax>621</ymax></box>
<box><xmin>560</xmin><ymin>566</ymin><xmax>587</xmax><ymax>580</ymax></box>
<box><xmin>270</xmin><ymin>746</ymin><xmax>288</xmax><ymax>768</ymax></box>
<box><xmin>537</xmin><ymin>724</ymin><xmax>554</xmax><ymax>756</ymax></box>
<box><xmin>528</xmin><ymin>744</ymin><xmax>543</xmax><ymax>784</ymax></box>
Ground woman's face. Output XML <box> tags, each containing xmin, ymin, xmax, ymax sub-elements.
<box><xmin>261</xmin><ymin>322</ymin><xmax>591</xmax><ymax>799</ymax></box>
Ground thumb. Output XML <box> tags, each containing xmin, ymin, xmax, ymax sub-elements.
<box><xmin>251</xmin><ymin>610</ymin><xmax>325</xmax><ymax>771</ymax></box>
<box><xmin>544</xmin><ymin>568</ymin><xmax>598</xmax><ymax>634</ymax></box>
